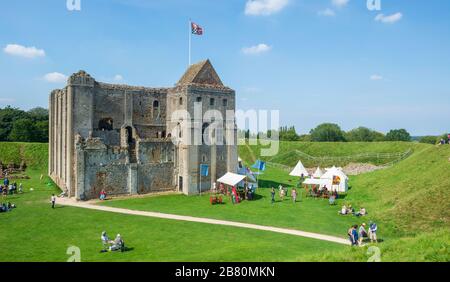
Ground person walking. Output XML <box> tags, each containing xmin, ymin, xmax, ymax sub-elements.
<box><xmin>51</xmin><ymin>194</ymin><xmax>56</xmax><ymax>209</ymax></box>
<box><xmin>291</xmin><ymin>188</ymin><xmax>297</xmax><ymax>203</ymax></box>
<box><xmin>270</xmin><ymin>187</ymin><xmax>276</xmax><ymax>204</ymax></box>
<box><xmin>369</xmin><ymin>221</ymin><xmax>378</xmax><ymax>243</ymax></box>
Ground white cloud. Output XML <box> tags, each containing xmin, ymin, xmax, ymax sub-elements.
<box><xmin>3</xmin><ymin>44</ymin><xmax>45</xmax><ymax>58</ymax></box>
<box><xmin>43</xmin><ymin>72</ymin><xmax>67</xmax><ymax>83</ymax></box>
<box><xmin>318</xmin><ymin>8</ymin><xmax>336</xmax><ymax>17</ymax></box>
<box><xmin>375</xmin><ymin>12</ymin><xmax>402</xmax><ymax>24</ymax></box>
<box><xmin>113</xmin><ymin>74</ymin><xmax>123</xmax><ymax>82</ymax></box>
<box><xmin>370</xmin><ymin>74</ymin><xmax>383</xmax><ymax>81</ymax></box>
<box><xmin>332</xmin><ymin>0</ymin><xmax>349</xmax><ymax>8</ymax></box>
<box><xmin>242</xmin><ymin>44</ymin><xmax>272</xmax><ymax>55</ymax></box>
<box><xmin>245</xmin><ymin>0</ymin><xmax>289</xmax><ymax>16</ymax></box>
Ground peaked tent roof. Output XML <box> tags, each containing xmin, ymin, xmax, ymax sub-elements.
<box><xmin>177</xmin><ymin>59</ymin><xmax>224</xmax><ymax>86</ymax></box>
<box><xmin>289</xmin><ymin>160</ymin><xmax>309</xmax><ymax>177</ymax></box>
<box><xmin>321</xmin><ymin>166</ymin><xmax>348</xmax><ymax>180</ymax></box>
<box><xmin>313</xmin><ymin>167</ymin><xmax>324</xmax><ymax>178</ymax></box>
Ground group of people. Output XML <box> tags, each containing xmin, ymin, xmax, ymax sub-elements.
<box><xmin>270</xmin><ymin>186</ymin><xmax>298</xmax><ymax>204</ymax></box>
<box><xmin>439</xmin><ymin>138</ymin><xmax>450</xmax><ymax>145</ymax></box>
<box><xmin>339</xmin><ymin>204</ymin><xmax>367</xmax><ymax>217</ymax></box>
<box><xmin>101</xmin><ymin>231</ymin><xmax>126</xmax><ymax>252</ymax></box>
<box><xmin>348</xmin><ymin>221</ymin><xmax>378</xmax><ymax>246</ymax></box>
<box><xmin>0</xmin><ymin>201</ymin><xmax>16</xmax><ymax>212</ymax></box>
<box><xmin>1</xmin><ymin>178</ymin><xmax>23</xmax><ymax>197</ymax></box>
<box><xmin>309</xmin><ymin>185</ymin><xmax>339</xmax><ymax>200</ymax></box>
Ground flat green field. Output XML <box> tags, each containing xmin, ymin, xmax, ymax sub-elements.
<box><xmin>1</xmin><ymin>142</ymin><xmax>449</xmax><ymax>262</ymax></box>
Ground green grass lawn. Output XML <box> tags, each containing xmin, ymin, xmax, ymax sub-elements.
<box><xmin>0</xmin><ymin>144</ymin><xmax>345</xmax><ymax>262</ymax></box>
<box><xmin>1</xmin><ymin>142</ymin><xmax>449</xmax><ymax>261</ymax></box>
<box><xmin>101</xmin><ymin>142</ymin><xmax>450</xmax><ymax>261</ymax></box>
<box><xmin>100</xmin><ymin>168</ymin><xmax>357</xmax><ymax>238</ymax></box>
<box><xmin>239</xmin><ymin>141</ymin><xmax>425</xmax><ymax>167</ymax></box>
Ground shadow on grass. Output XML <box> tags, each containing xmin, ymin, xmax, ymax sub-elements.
<box><xmin>258</xmin><ymin>179</ymin><xmax>294</xmax><ymax>189</ymax></box>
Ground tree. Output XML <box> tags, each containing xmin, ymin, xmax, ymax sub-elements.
<box><xmin>385</xmin><ymin>129</ymin><xmax>411</xmax><ymax>142</ymax></box>
<box><xmin>345</xmin><ymin>127</ymin><xmax>386</xmax><ymax>142</ymax></box>
<box><xmin>0</xmin><ymin>106</ymin><xmax>27</xmax><ymax>141</ymax></box>
<box><xmin>8</xmin><ymin>119</ymin><xmax>38</xmax><ymax>142</ymax></box>
<box><xmin>279</xmin><ymin>126</ymin><xmax>299</xmax><ymax>141</ymax></box>
<box><xmin>28</xmin><ymin>107</ymin><xmax>49</xmax><ymax>121</ymax></box>
<box><xmin>346</xmin><ymin>127</ymin><xmax>374</xmax><ymax>142</ymax></box>
<box><xmin>310</xmin><ymin>123</ymin><xmax>346</xmax><ymax>142</ymax></box>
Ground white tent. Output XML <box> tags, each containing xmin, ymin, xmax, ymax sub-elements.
<box><xmin>289</xmin><ymin>161</ymin><xmax>309</xmax><ymax>177</ymax></box>
<box><xmin>217</xmin><ymin>172</ymin><xmax>246</xmax><ymax>187</ymax></box>
<box><xmin>312</xmin><ymin>167</ymin><xmax>323</xmax><ymax>178</ymax></box>
<box><xmin>321</xmin><ymin>166</ymin><xmax>348</xmax><ymax>193</ymax></box>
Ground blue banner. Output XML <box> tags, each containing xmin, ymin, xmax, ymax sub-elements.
<box><xmin>251</xmin><ymin>160</ymin><xmax>266</xmax><ymax>171</ymax></box>
<box><xmin>200</xmin><ymin>164</ymin><xmax>209</xmax><ymax>177</ymax></box>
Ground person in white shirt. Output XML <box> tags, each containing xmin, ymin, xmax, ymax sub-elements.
<box><xmin>51</xmin><ymin>194</ymin><xmax>56</xmax><ymax>209</ymax></box>
<box><xmin>101</xmin><ymin>231</ymin><xmax>110</xmax><ymax>251</ymax></box>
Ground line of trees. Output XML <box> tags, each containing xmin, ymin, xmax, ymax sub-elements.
<box><xmin>1</xmin><ymin>105</ymin><xmax>447</xmax><ymax>144</ymax></box>
<box><xmin>0</xmin><ymin>106</ymin><xmax>49</xmax><ymax>143</ymax></box>
<box><xmin>241</xmin><ymin>123</ymin><xmax>447</xmax><ymax>143</ymax></box>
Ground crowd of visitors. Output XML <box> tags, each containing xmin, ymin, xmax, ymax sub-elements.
<box><xmin>339</xmin><ymin>204</ymin><xmax>367</xmax><ymax>217</ymax></box>
<box><xmin>348</xmin><ymin>221</ymin><xmax>378</xmax><ymax>246</ymax></box>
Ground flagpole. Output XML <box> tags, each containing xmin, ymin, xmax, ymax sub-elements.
<box><xmin>188</xmin><ymin>18</ymin><xmax>191</xmax><ymax>66</ymax></box>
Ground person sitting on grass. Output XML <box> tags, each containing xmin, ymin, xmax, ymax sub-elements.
<box><xmin>339</xmin><ymin>205</ymin><xmax>348</xmax><ymax>215</ymax></box>
<box><xmin>101</xmin><ymin>231</ymin><xmax>111</xmax><ymax>252</ymax></box>
<box><xmin>0</xmin><ymin>202</ymin><xmax>7</xmax><ymax>212</ymax></box>
<box><xmin>356</xmin><ymin>207</ymin><xmax>367</xmax><ymax>217</ymax></box>
<box><xmin>109</xmin><ymin>234</ymin><xmax>125</xmax><ymax>252</ymax></box>
<box><xmin>347</xmin><ymin>205</ymin><xmax>355</xmax><ymax>215</ymax></box>
<box><xmin>99</xmin><ymin>189</ymin><xmax>107</xmax><ymax>201</ymax></box>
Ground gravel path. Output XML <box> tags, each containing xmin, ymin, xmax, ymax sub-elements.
<box><xmin>58</xmin><ymin>197</ymin><xmax>350</xmax><ymax>246</ymax></box>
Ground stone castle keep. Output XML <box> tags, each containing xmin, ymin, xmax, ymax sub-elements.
<box><xmin>49</xmin><ymin>60</ymin><xmax>238</xmax><ymax>200</ymax></box>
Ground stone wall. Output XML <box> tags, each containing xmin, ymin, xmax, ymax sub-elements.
<box><xmin>49</xmin><ymin>60</ymin><xmax>238</xmax><ymax>200</ymax></box>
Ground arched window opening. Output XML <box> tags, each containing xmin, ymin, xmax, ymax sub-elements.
<box><xmin>202</xmin><ymin>123</ymin><xmax>210</xmax><ymax>145</ymax></box>
<box><xmin>125</xmin><ymin>126</ymin><xmax>133</xmax><ymax>143</ymax></box>
<box><xmin>153</xmin><ymin>100</ymin><xmax>160</xmax><ymax>119</ymax></box>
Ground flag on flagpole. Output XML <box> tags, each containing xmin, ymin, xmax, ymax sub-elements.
<box><xmin>191</xmin><ymin>22</ymin><xmax>203</xmax><ymax>35</ymax></box>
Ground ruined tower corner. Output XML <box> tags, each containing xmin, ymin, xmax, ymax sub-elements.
<box><xmin>68</xmin><ymin>70</ymin><xmax>95</xmax><ymax>87</ymax></box>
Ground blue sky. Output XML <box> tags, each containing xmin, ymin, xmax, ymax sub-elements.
<box><xmin>1</xmin><ymin>0</ymin><xmax>449</xmax><ymax>135</ymax></box>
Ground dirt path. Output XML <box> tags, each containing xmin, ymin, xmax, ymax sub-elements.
<box><xmin>58</xmin><ymin>197</ymin><xmax>350</xmax><ymax>246</ymax></box>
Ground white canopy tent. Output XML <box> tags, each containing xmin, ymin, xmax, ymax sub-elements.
<box><xmin>289</xmin><ymin>161</ymin><xmax>309</xmax><ymax>177</ymax></box>
<box><xmin>321</xmin><ymin>166</ymin><xmax>348</xmax><ymax>193</ymax></box>
<box><xmin>313</xmin><ymin>167</ymin><xmax>323</xmax><ymax>178</ymax></box>
<box><xmin>217</xmin><ymin>172</ymin><xmax>246</xmax><ymax>187</ymax></box>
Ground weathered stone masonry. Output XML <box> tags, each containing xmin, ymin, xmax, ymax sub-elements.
<box><xmin>49</xmin><ymin>60</ymin><xmax>238</xmax><ymax>200</ymax></box>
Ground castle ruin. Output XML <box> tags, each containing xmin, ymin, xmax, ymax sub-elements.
<box><xmin>48</xmin><ymin>60</ymin><xmax>238</xmax><ymax>200</ymax></box>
